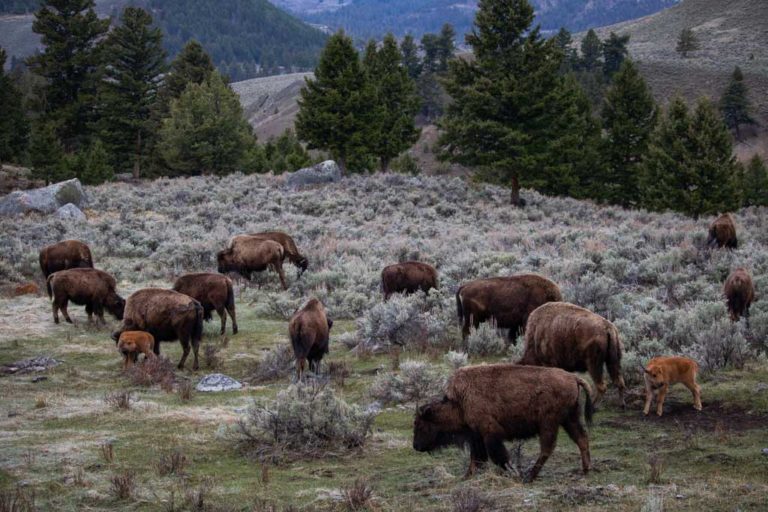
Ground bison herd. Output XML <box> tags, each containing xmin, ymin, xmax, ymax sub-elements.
<box><xmin>35</xmin><ymin>211</ymin><xmax>756</xmax><ymax>481</ymax></box>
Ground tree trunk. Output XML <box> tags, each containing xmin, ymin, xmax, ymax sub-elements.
<box><xmin>510</xmin><ymin>173</ymin><xmax>522</xmax><ymax>207</ymax></box>
<box><xmin>338</xmin><ymin>156</ymin><xmax>347</xmax><ymax>176</ymax></box>
<box><xmin>380</xmin><ymin>157</ymin><xmax>389</xmax><ymax>173</ymax></box>
<box><xmin>132</xmin><ymin>131</ymin><xmax>142</xmax><ymax>179</ymax></box>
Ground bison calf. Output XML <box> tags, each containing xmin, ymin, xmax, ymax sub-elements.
<box><xmin>288</xmin><ymin>298</ymin><xmax>333</xmax><ymax>380</ymax></box>
<box><xmin>643</xmin><ymin>356</ymin><xmax>702</xmax><ymax>417</ymax></box>
<box><xmin>46</xmin><ymin>268</ymin><xmax>125</xmax><ymax>324</ymax></box>
<box><xmin>724</xmin><ymin>268</ymin><xmax>755</xmax><ymax>322</ymax></box>
<box><xmin>707</xmin><ymin>213</ymin><xmax>737</xmax><ymax>249</ymax></box>
<box><xmin>519</xmin><ymin>302</ymin><xmax>626</xmax><ymax>407</ymax></box>
<box><xmin>218</xmin><ymin>236</ymin><xmax>287</xmax><ymax>290</ymax></box>
<box><xmin>117</xmin><ymin>331</ymin><xmax>156</xmax><ymax>369</ymax></box>
<box><xmin>247</xmin><ymin>231</ymin><xmax>308</xmax><ymax>276</ymax></box>
<box><xmin>173</xmin><ymin>272</ymin><xmax>238</xmax><ymax>335</ymax></box>
<box><xmin>39</xmin><ymin>240</ymin><xmax>94</xmax><ymax>278</ymax></box>
<box><xmin>381</xmin><ymin>261</ymin><xmax>438</xmax><ymax>300</ymax></box>
<box><xmin>413</xmin><ymin>364</ymin><xmax>593</xmax><ymax>482</ymax></box>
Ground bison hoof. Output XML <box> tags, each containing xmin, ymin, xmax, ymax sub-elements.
<box><xmin>522</xmin><ymin>471</ymin><xmax>536</xmax><ymax>483</ymax></box>
<box><xmin>232</xmin><ymin>328</ymin><xmax>238</xmax><ymax>335</ymax></box>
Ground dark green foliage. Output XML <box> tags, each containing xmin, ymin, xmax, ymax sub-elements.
<box><xmin>602</xmin><ymin>32</ymin><xmax>629</xmax><ymax>80</ymax></box>
<box><xmin>159</xmin><ymin>72</ymin><xmax>260</xmax><ymax>176</ymax></box>
<box><xmin>162</xmin><ymin>41</ymin><xmax>215</xmax><ymax>103</ymax></box>
<box><xmin>63</xmin><ymin>138</ymin><xmax>114</xmax><ymax>184</ymax></box>
<box><xmin>295</xmin><ymin>31</ymin><xmax>376</xmax><ymax>174</ymax></box>
<box><xmin>741</xmin><ymin>155</ymin><xmax>768</xmax><ymax>207</ymax></box>
<box><xmin>580</xmin><ymin>29</ymin><xmax>602</xmax><ymax>73</ymax></box>
<box><xmin>601</xmin><ymin>60</ymin><xmax>657</xmax><ymax>206</ymax></box>
<box><xmin>264</xmin><ymin>130</ymin><xmax>312</xmax><ymax>174</ymax></box>
<box><xmin>553</xmin><ymin>27</ymin><xmax>578</xmax><ymax>72</ymax></box>
<box><xmin>0</xmin><ymin>47</ymin><xmax>30</xmax><ymax>164</ymax></box>
<box><xmin>416</xmin><ymin>72</ymin><xmax>445</xmax><ymax>122</ymax></box>
<box><xmin>420</xmin><ymin>24</ymin><xmax>455</xmax><ymax>74</ymax></box>
<box><xmin>719</xmin><ymin>66</ymin><xmax>756</xmax><ymax>140</ymax></box>
<box><xmin>676</xmin><ymin>28</ymin><xmax>699</xmax><ymax>58</ymax></box>
<box><xmin>642</xmin><ymin>97</ymin><xmax>741</xmax><ymax>217</ymax></box>
<box><xmin>364</xmin><ymin>34</ymin><xmax>420</xmax><ymax>172</ymax></box>
<box><xmin>28</xmin><ymin>0</ymin><xmax>110</xmax><ymax>152</ymax></box>
<box><xmin>400</xmin><ymin>34</ymin><xmax>421</xmax><ymax>80</ymax></box>
<box><xmin>29</xmin><ymin>121</ymin><xmax>66</xmax><ymax>184</ymax></box>
<box><xmin>97</xmin><ymin>7</ymin><xmax>166</xmax><ymax>178</ymax></box>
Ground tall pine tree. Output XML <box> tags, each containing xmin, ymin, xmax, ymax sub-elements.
<box><xmin>98</xmin><ymin>7</ymin><xmax>166</xmax><ymax>178</ymax></box>
<box><xmin>163</xmin><ymin>41</ymin><xmax>216</xmax><ymax>101</ymax></box>
<box><xmin>0</xmin><ymin>47</ymin><xmax>30</xmax><ymax>164</ymax></box>
<box><xmin>719</xmin><ymin>66</ymin><xmax>755</xmax><ymax>140</ymax></box>
<box><xmin>741</xmin><ymin>155</ymin><xmax>768</xmax><ymax>207</ymax></box>
<box><xmin>676</xmin><ymin>28</ymin><xmax>699</xmax><ymax>58</ymax></box>
<box><xmin>602</xmin><ymin>32</ymin><xmax>629</xmax><ymax>80</ymax></box>
<box><xmin>580</xmin><ymin>29</ymin><xmax>603</xmax><ymax>73</ymax></box>
<box><xmin>28</xmin><ymin>0</ymin><xmax>109</xmax><ymax>151</ymax></box>
<box><xmin>29</xmin><ymin>122</ymin><xmax>66</xmax><ymax>184</ymax></box>
<box><xmin>400</xmin><ymin>34</ymin><xmax>422</xmax><ymax>80</ymax></box>
<box><xmin>601</xmin><ymin>59</ymin><xmax>657</xmax><ymax>206</ymax></box>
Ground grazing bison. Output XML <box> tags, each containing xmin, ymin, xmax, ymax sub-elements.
<box><xmin>111</xmin><ymin>288</ymin><xmax>203</xmax><ymax>370</ymax></box>
<box><xmin>642</xmin><ymin>356</ymin><xmax>702</xmax><ymax>417</ymax></box>
<box><xmin>412</xmin><ymin>364</ymin><xmax>593</xmax><ymax>482</ymax></box>
<box><xmin>218</xmin><ymin>236</ymin><xmax>287</xmax><ymax>290</ymax></box>
<box><xmin>707</xmin><ymin>213</ymin><xmax>737</xmax><ymax>249</ymax></box>
<box><xmin>247</xmin><ymin>231</ymin><xmax>308</xmax><ymax>276</ymax></box>
<box><xmin>381</xmin><ymin>261</ymin><xmax>438</xmax><ymax>300</ymax></box>
<box><xmin>39</xmin><ymin>240</ymin><xmax>93</xmax><ymax>278</ymax></box>
<box><xmin>173</xmin><ymin>272</ymin><xmax>238</xmax><ymax>335</ymax></box>
<box><xmin>288</xmin><ymin>298</ymin><xmax>333</xmax><ymax>380</ymax></box>
<box><xmin>519</xmin><ymin>302</ymin><xmax>626</xmax><ymax>407</ymax></box>
<box><xmin>724</xmin><ymin>267</ymin><xmax>755</xmax><ymax>322</ymax></box>
<box><xmin>456</xmin><ymin>274</ymin><xmax>562</xmax><ymax>343</ymax></box>
<box><xmin>46</xmin><ymin>268</ymin><xmax>125</xmax><ymax>324</ymax></box>
<box><xmin>117</xmin><ymin>331</ymin><xmax>156</xmax><ymax>369</ymax></box>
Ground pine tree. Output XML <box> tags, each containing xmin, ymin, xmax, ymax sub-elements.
<box><xmin>28</xmin><ymin>0</ymin><xmax>110</xmax><ymax>151</ymax></box>
<box><xmin>553</xmin><ymin>27</ymin><xmax>577</xmax><ymax>72</ymax></box>
<box><xmin>0</xmin><ymin>47</ymin><xmax>30</xmax><ymax>164</ymax></box>
<box><xmin>63</xmin><ymin>138</ymin><xmax>113</xmax><ymax>184</ymax></box>
<box><xmin>719</xmin><ymin>66</ymin><xmax>755</xmax><ymax>140</ymax></box>
<box><xmin>163</xmin><ymin>41</ymin><xmax>215</xmax><ymax>101</ymax></box>
<box><xmin>364</xmin><ymin>33</ymin><xmax>420</xmax><ymax>172</ymax></box>
<box><xmin>602</xmin><ymin>32</ymin><xmax>629</xmax><ymax>80</ymax></box>
<box><xmin>159</xmin><ymin>72</ymin><xmax>258</xmax><ymax>176</ymax></box>
<box><xmin>295</xmin><ymin>31</ymin><xmax>376</xmax><ymax>174</ymax></box>
<box><xmin>436</xmin><ymin>23</ymin><xmax>456</xmax><ymax>72</ymax></box>
<box><xmin>676</xmin><ymin>28</ymin><xmax>699</xmax><ymax>58</ymax></box>
<box><xmin>420</xmin><ymin>33</ymin><xmax>441</xmax><ymax>74</ymax></box>
<box><xmin>264</xmin><ymin>129</ymin><xmax>311</xmax><ymax>173</ymax></box>
<box><xmin>440</xmin><ymin>0</ymin><xmax>595</xmax><ymax>205</ymax></box>
<box><xmin>741</xmin><ymin>154</ymin><xmax>768</xmax><ymax>207</ymax></box>
<box><xmin>642</xmin><ymin>97</ymin><xmax>741</xmax><ymax>217</ymax></box>
<box><xmin>29</xmin><ymin>122</ymin><xmax>66</xmax><ymax>184</ymax></box>
<box><xmin>580</xmin><ymin>29</ymin><xmax>603</xmax><ymax>73</ymax></box>
<box><xmin>400</xmin><ymin>34</ymin><xmax>422</xmax><ymax>79</ymax></box>
<box><xmin>97</xmin><ymin>7</ymin><xmax>166</xmax><ymax>179</ymax></box>
<box><xmin>601</xmin><ymin>59</ymin><xmax>657</xmax><ymax>206</ymax></box>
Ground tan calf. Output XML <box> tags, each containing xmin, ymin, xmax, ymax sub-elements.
<box><xmin>643</xmin><ymin>356</ymin><xmax>702</xmax><ymax>417</ymax></box>
<box><xmin>117</xmin><ymin>331</ymin><xmax>156</xmax><ymax>369</ymax></box>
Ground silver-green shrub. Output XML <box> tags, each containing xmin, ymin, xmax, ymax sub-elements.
<box><xmin>369</xmin><ymin>360</ymin><xmax>446</xmax><ymax>405</ymax></box>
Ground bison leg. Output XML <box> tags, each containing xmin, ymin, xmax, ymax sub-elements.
<box><xmin>483</xmin><ymin>433</ymin><xmax>511</xmax><ymax>472</ymax></box>
<box><xmin>60</xmin><ymin>300</ymin><xmax>74</xmax><ymax>324</ymax></box>
<box><xmin>643</xmin><ymin>381</ymin><xmax>654</xmax><ymax>416</ymax></box>
<box><xmin>177</xmin><ymin>337</ymin><xmax>192</xmax><ymax>370</ymax></box>
<box><xmin>684</xmin><ymin>380</ymin><xmax>703</xmax><ymax>411</ymax></box>
<box><xmin>655</xmin><ymin>384</ymin><xmax>669</xmax><ymax>417</ymax></box>
<box><xmin>276</xmin><ymin>264</ymin><xmax>287</xmax><ymax>290</ymax></box>
<box><xmin>296</xmin><ymin>358</ymin><xmax>306</xmax><ymax>381</ymax></box>
<box><xmin>52</xmin><ymin>301</ymin><xmax>60</xmax><ymax>324</ymax></box>
<box><xmin>217</xmin><ymin>307</ymin><xmax>227</xmax><ymax>335</ymax></box>
<box><xmin>85</xmin><ymin>303</ymin><xmax>94</xmax><ymax>323</ymax></box>
<box><xmin>526</xmin><ymin>427</ymin><xmax>558</xmax><ymax>482</ymax></box>
<box><xmin>191</xmin><ymin>336</ymin><xmax>200</xmax><ymax>371</ymax></box>
<box><xmin>586</xmin><ymin>355</ymin><xmax>607</xmax><ymax>406</ymax></box>
<box><xmin>563</xmin><ymin>416</ymin><xmax>591</xmax><ymax>474</ymax></box>
<box><xmin>227</xmin><ymin>304</ymin><xmax>238</xmax><ymax>335</ymax></box>
<box><xmin>465</xmin><ymin>434</ymin><xmax>488</xmax><ymax>479</ymax></box>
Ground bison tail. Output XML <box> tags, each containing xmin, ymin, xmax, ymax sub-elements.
<box><xmin>576</xmin><ymin>377</ymin><xmax>594</xmax><ymax>426</ymax></box>
<box><xmin>192</xmin><ymin>302</ymin><xmax>204</xmax><ymax>343</ymax></box>
<box><xmin>606</xmin><ymin>324</ymin><xmax>623</xmax><ymax>382</ymax></box>
<box><xmin>226</xmin><ymin>279</ymin><xmax>235</xmax><ymax>312</ymax></box>
<box><xmin>45</xmin><ymin>274</ymin><xmax>54</xmax><ymax>299</ymax></box>
<box><xmin>455</xmin><ymin>289</ymin><xmax>464</xmax><ymax>326</ymax></box>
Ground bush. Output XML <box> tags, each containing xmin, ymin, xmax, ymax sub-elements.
<box><xmin>686</xmin><ymin>319</ymin><xmax>752</xmax><ymax>372</ymax></box>
<box><xmin>249</xmin><ymin>345</ymin><xmax>295</xmax><ymax>383</ymax></box>
<box><xmin>104</xmin><ymin>390</ymin><xmax>135</xmax><ymax>410</ymax></box>
<box><xmin>126</xmin><ymin>355</ymin><xmax>175</xmax><ymax>391</ymax></box>
<box><xmin>369</xmin><ymin>360</ymin><xmax>446</xmax><ymax>405</ymax></box>
<box><xmin>109</xmin><ymin>470</ymin><xmax>136</xmax><ymax>500</ymax></box>
<box><xmin>444</xmin><ymin>351</ymin><xmax>468</xmax><ymax>370</ymax></box>
<box><xmin>466</xmin><ymin>321</ymin><xmax>506</xmax><ymax>357</ymax></box>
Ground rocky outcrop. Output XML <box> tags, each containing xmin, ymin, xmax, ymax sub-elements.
<box><xmin>284</xmin><ymin>160</ymin><xmax>341</xmax><ymax>188</ymax></box>
<box><xmin>0</xmin><ymin>178</ymin><xmax>87</xmax><ymax>217</ymax></box>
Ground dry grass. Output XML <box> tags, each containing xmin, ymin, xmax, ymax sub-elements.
<box><xmin>104</xmin><ymin>390</ymin><xmax>135</xmax><ymax>410</ymax></box>
<box><xmin>109</xmin><ymin>470</ymin><xmax>136</xmax><ymax>500</ymax></box>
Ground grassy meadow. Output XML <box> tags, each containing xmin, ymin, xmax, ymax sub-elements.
<box><xmin>1</xmin><ymin>173</ymin><xmax>767</xmax><ymax>510</ymax></box>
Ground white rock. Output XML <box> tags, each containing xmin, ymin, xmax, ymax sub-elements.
<box><xmin>196</xmin><ymin>373</ymin><xmax>242</xmax><ymax>392</ymax></box>
<box><xmin>55</xmin><ymin>203</ymin><xmax>86</xmax><ymax>222</ymax></box>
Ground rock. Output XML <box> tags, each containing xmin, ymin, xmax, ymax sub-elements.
<box><xmin>196</xmin><ymin>373</ymin><xmax>242</xmax><ymax>392</ymax></box>
<box><xmin>0</xmin><ymin>178</ymin><xmax>86</xmax><ymax>217</ymax></box>
<box><xmin>14</xmin><ymin>282</ymin><xmax>39</xmax><ymax>296</ymax></box>
<box><xmin>762</xmin><ymin>448</ymin><xmax>768</xmax><ymax>456</ymax></box>
<box><xmin>55</xmin><ymin>203</ymin><xmax>86</xmax><ymax>222</ymax></box>
<box><xmin>0</xmin><ymin>356</ymin><xmax>61</xmax><ymax>374</ymax></box>
<box><xmin>31</xmin><ymin>376</ymin><xmax>48</xmax><ymax>383</ymax></box>
<box><xmin>754</xmin><ymin>383</ymin><xmax>768</xmax><ymax>393</ymax></box>
<box><xmin>284</xmin><ymin>160</ymin><xmax>341</xmax><ymax>188</ymax></box>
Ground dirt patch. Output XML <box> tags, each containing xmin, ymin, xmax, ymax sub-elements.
<box><xmin>603</xmin><ymin>400</ymin><xmax>768</xmax><ymax>432</ymax></box>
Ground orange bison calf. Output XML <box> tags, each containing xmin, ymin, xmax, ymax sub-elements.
<box><xmin>707</xmin><ymin>213</ymin><xmax>737</xmax><ymax>249</ymax></box>
<box><xmin>289</xmin><ymin>298</ymin><xmax>333</xmax><ymax>380</ymax></box>
<box><xmin>642</xmin><ymin>356</ymin><xmax>702</xmax><ymax>417</ymax></box>
<box><xmin>247</xmin><ymin>231</ymin><xmax>309</xmax><ymax>276</ymax></box>
<box><xmin>117</xmin><ymin>331</ymin><xmax>156</xmax><ymax>369</ymax></box>
<box><xmin>173</xmin><ymin>272</ymin><xmax>238</xmax><ymax>335</ymax></box>
<box><xmin>381</xmin><ymin>261</ymin><xmax>438</xmax><ymax>300</ymax></box>
<box><xmin>46</xmin><ymin>268</ymin><xmax>125</xmax><ymax>324</ymax></box>
<box><xmin>39</xmin><ymin>240</ymin><xmax>94</xmax><ymax>278</ymax></box>
<box><xmin>218</xmin><ymin>236</ymin><xmax>287</xmax><ymax>290</ymax></box>
<box><xmin>456</xmin><ymin>274</ymin><xmax>562</xmax><ymax>344</ymax></box>
<box><xmin>519</xmin><ymin>302</ymin><xmax>626</xmax><ymax>407</ymax></box>
<box><xmin>723</xmin><ymin>268</ymin><xmax>755</xmax><ymax>322</ymax></box>
<box><xmin>413</xmin><ymin>364</ymin><xmax>593</xmax><ymax>482</ymax></box>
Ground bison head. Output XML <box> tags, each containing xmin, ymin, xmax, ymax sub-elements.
<box><xmin>642</xmin><ymin>365</ymin><xmax>666</xmax><ymax>390</ymax></box>
<box><xmin>217</xmin><ymin>249</ymin><xmax>236</xmax><ymax>274</ymax></box>
<box><xmin>412</xmin><ymin>397</ymin><xmax>465</xmax><ymax>452</ymax></box>
<box><xmin>296</xmin><ymin>256</ymin><xmax>309</xmax><ymax>276</ymax></box>
<box><xmin>106</xmin><ymin>293</ymin><xmax>126</xmax><ymax>320</ymax></box>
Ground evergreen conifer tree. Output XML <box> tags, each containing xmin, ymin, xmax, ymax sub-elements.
<box><xmin>29</xmin><ymin>122</ymin><xmax>66</xmax><ymax>184</ymax></box>
<box><xmin>580</xmin><ymin>29</ymin><xmax>603</xmax><ymax>73</ymax></box>
<box><xmin>676</xmin><ymin>28</ymin><xmax>699</xmax><ymax>58</ymax></box>
<box><xmin>400</xmin><ymin>34</ymin><xmax>422</xmax><ymax>80</ymax></box>
<box><xmin>719</xmin><ymin>66</ymin><xmax>755</xmax><ymax>140</ymax></box>
<box><xmin>0</xmin><ymin>48</ymin><xmax>30</xmax><ymax>164</ymax></box>
<box><xmin>164</xmin><ymin>41</ymin><xmax>216</xmax><ymax>100</ymax></box>
<box><xmin>602</xmin><ymin>32</ymin><xmax>629</xmax><ymax>80</ymax></box>
<box><xmin>553</xmin><ymin>27</ymin><xmax>577</xmax><ymax>72</ymax></box>
<box><xmin>741</xmin><ymin>154</ymin><xmax>768</xmax><ymax>207</ymax></box>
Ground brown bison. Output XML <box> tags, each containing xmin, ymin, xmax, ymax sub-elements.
<box><xmin>381</xmin><ymin>261</ymin><xmax>438</xmax><ymax>300</ymax></box>
<box><xmin>117</xmin><ymin>331</ymin><xmax>156</xmax><ymax>369</ymax></box>
<box><xmin>456</xmin><ymin>274</ymin><xmax>562</xmax><ymax>343</ymax></box>
<box><xmin>172</xmin><ymin>272</ymin><xmax>238</xmax><ymax>335</ymax></box>
<box><xmin>288</xmin><ymin>298</ymin><xmax>333</xmax><ymax>380</ymax></box>
<box><xmin>724</xmin><ymin>267</ymin><xmax>755</xmax><ymax>321</ymax></box>
<box><xmin>46</xmin><ymin>268</ymin><xmax>125</xmax><ymax>324</ymax></box>
<box><xmin>413</xmin><ymin>364</ymin><xmax>593</xmax><ymax>482</ymax></box>
<box><xmin>111</xmin><ymin>288</ymin><xmax>204</xmax><ymax>370</ymax></box>
<box><xmin>218</xmin><ymin>236</ymin><xmax>287</xmax><ymax>290</ymax></box>
<box><xmin>519</xmin><ymin>302</ymin><xmax>626</xmax><ymax>407</ymax></box>
<box><xmin>39</xmin><ymin>240</ymin><xmax>94</xmax><ymax>278</ymax></box>
<box><xmin>247</xmin><ymin>231</ymin><xmax>308</xmax><ymax>275</ymax></box>
<box><xmin>707</xmin><ymin>213</ymin><xmax>737</xmax><ymax>249</ymax></box>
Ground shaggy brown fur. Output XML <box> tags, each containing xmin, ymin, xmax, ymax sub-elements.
<box><xmin>723</xmin><ymin>267</ymin><xmax>755</xmax><ymax>322</ymax></box>
<box><xmin>643</xmin><ymin>356</ymin><xmax>702</xmax><ymax>417</ymax></box>
<box><xmin>288</xmin><ymin>298</ymin><xmax>333</xmax><ymax>380</ymax></box>
<box><xmin>111</xmin><ymin>288</ymin><xmax>204</xmax><ymax>370</ymax></box>
<box><xmin>14</xmin><ymin>283</ymin><xmax>39</xmax><ymax>296</ymax></box>
<box><xmin>456</xmin><ymin>274</ymin><xmax>562</xmax><ymax>343</ymax></box>
<box><xmin>413</xmin><ymin>364</ymin><xmax>593</xmax><ymax>482</ymax></box>
<box><xmin>218</xmin><ymin>236</ymin><xmax>287</xmax><ymax>290</ymax></box>
<box><xmin>39</xmin><ymin>240</ymin><xmax>94</xmax><ymax>278</ymax></box>
<box><xmin>247</xmin><ymin>231</ymin><xmax>308</xmax><ymax>275</ymax></box>
<box><xmin>381</xmin><ymin>261</ymin><xmax>438</xmax><ymax>300</ymax></box>
<box><xmin>707</xmin><ymin>213</ymin><xmax>737</xmax><ymax>249</ymax></box>
<box><xmin>117</xmin><ymin>331</ymin><xmax>156</xmax><ymax>369</ymax></box>
<box><xmin>172</xmin><ymin>272</ymin><xmax>238</xmax><ymax>335</ymax></box>
<box><xmin>46</xmin><ymin>268</ymin><xmax>125</xmax><ymax>324</ymax></box>
<box><xmin>519</xmin><ymin>302</ymin><xmax>626</xmax><ymax>407</ymax></box>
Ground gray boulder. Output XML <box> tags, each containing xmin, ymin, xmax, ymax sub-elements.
<box><xmin>284</xmin><ymin>160</ymin><xmax>341</xmax><ymax>188</ymax></box>
<box><xmin>0</xmin><ymin>178</ymin><xmax>86</xmax><ymax>217</ymax></box>
<box><xmin>1</xmin><ymin>356</ymin><xmax>61</xmax><ymax>374</ymax></box>
<box><xmin>196</xmin><ymin>373</ymin><xmax>242</xmax><ymax>392</ymax></box>
<box><xmin>55</xmin><ymin>203</ymin><xmax>86</xmax><ymax>222</ymax></box>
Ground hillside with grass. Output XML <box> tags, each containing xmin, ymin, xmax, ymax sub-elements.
<box><xmin>1</xmin><ymin>173</ymin><xmax>767</xmax><ymax>510</ymax></box>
